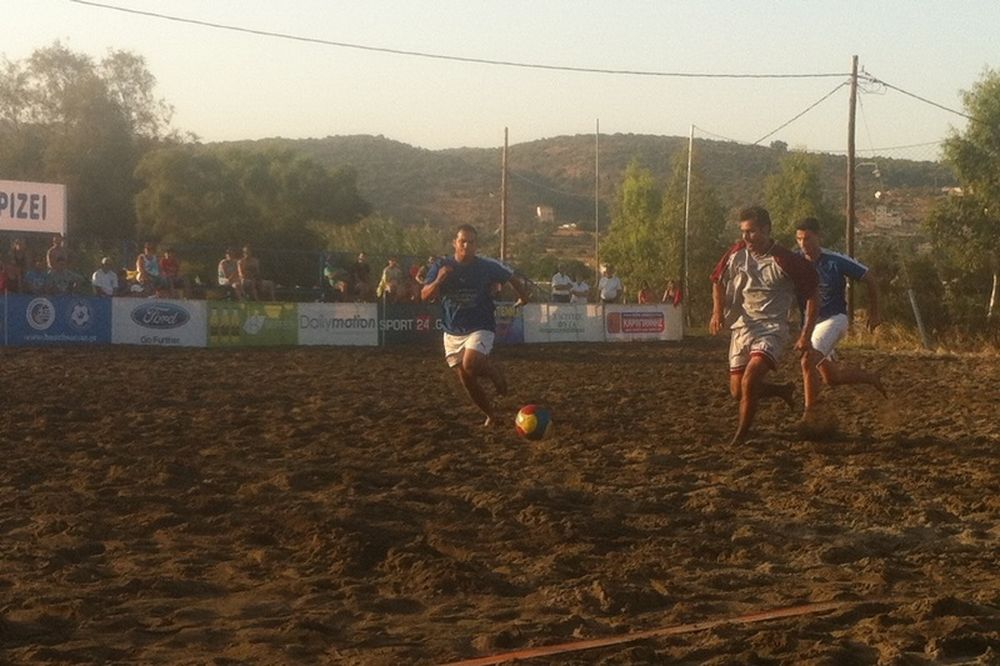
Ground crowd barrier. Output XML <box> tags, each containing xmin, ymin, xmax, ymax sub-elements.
<box><xmin>0</xmin><ymin>294</ymin><xmax>684</xmax><ymax>348</ymax></box>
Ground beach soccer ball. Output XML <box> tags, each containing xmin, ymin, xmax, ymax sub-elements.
<box><xmin>515</xmin><ymin>405</ymin><xmax>554</xmax><ymax>441</ymax></box>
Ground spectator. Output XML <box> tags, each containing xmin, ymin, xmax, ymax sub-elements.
<box><xmin>352</xmin><ymin>252</ymin><xmax>372</xmax><ymax>301</ymax></box>
<box><xmin>637</xmin><ymin>281</ymin><xmax>655</xmax><ymax>304</ymax></box>
<box><xmin>159</xmin><ymin>248</ymin><xmax>187</xmax><ymax>298</ymax></box>
<box><xmin>136</xmin><ymin>242</ymin><xmax>166</xmax><ymax>296</ymax></box>
<box><xmin>24</xmin><ymin>257</ymin><xmax>48</xmax><ymax>294</ymax></box>
<box><xmin>550</xmin><ymin>265</ymin><xmax>573</xmax><ymax>303</ymax></box>
<box><xmin>7</xmin><ymin>238</ymin><xmax>29</xmax><ymax>292</ymax></box>
<box><xmin>570</xmin><ymin>274</ymin><xmax>590</xmax><ymax>304</ymax></box>
<box><xmin>376</xmin><ymin>256</ymin><xmax>406</xmax><ymax>302</ymax></box>
<box><xmin>46</xmin><ymin>234</ymin><xmax>69</xmax><ymax>270</ymax></box>
<box><xmin>237</xmin><ymin>245</ymin><xmax>275</xmax><ymax>301</ymax></box>
<box><xmin>416</xmin><ymin>256</ymin><xmax>436</xmax><ymax>285</ymax></box>
<box><xmin>91</xmin><ymin>257</ymin><xmax>120</xmax><ymax>297</ymax></box>
<box><xmin>47</xmin><ymin>264</ymin><xmax>84</xmax><ymax>295</ymax></box>
<box><xmin>661</xmin><ymin>279</ymin><xmax>683</xmax><ymax>307</ymax></box>
<box><xmin>217</xmin><ymin>248</ymin><xmax>244</xmax><ymax>300</ymax></box>
<box><xmin>598</xmin><ymin>264</ymin><xmax>624</xmax><ymax>304</ymax></box>
<box><xmin>322</xmin><ymin>256</ymin><xmax>350</xmax><ymax>302</ymax></box>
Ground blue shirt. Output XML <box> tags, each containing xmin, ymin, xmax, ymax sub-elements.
<box><xmin>799</xmin><ymin>249</ymin><xmax>868</xmax><ymax>320</ymax></box>
<box><xmin>425</xmin><ymin>255</ymin><xmax>514</xmax><ymax>334</ymax></box>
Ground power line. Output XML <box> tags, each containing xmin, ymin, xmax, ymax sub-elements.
<box><xmin>752</xmin><ymin>81</ymin><xmax>849</xmax><ymax>145</ymax></box>
<box><xmin>509</xmin><ymin>170</ymin><xmax>590</xmax><ymax>200</ymax></box>
<box><xmin>68</xmin><ymin>0</ymin><xmax>851</xmax><ymax>80</ymax></box>
<box><xmin>860</xmin><ymin>73</ymin><xmax>975</xmax><ymax>122</ymax></box>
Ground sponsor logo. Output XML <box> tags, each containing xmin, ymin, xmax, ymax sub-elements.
<box><xmin>67</xmin><ymin>300</ymin><xmax>94</xmax><ymax>331</ymax></box>
<box><xmin>26</xmin><ymin>298</ymin><xmax>56</xmax><ymax>331</ymax></box>
<box><xmin>131</xmin><ymin>302</ymin><xmax>190</xmax><ymax>329</ymax></box>
<box><xmin>298</xmin><ymin>314</ymin><xmax>376</xmax><ymax>330</ymax></box>
<box><xmin>606</xmin><ymin>311</ymin><xmax>665</xmax><ymax>334</ymax></box>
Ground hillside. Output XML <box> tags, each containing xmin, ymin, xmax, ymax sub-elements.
<box><xmin>225</xmin><ymin>133</ymin><xmax>956</xmax><ymax>240</ymax></box>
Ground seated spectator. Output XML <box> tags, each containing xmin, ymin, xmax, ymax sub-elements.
<box><xmin>136</xmin><ymin>242</ymin><xmax>167</xmax><ymax>296</ymax></box>
<box><xmin>376</xmin><ymin>256</ymin><xmax>406</xmax><ymax>303</ymax></box>
<box><xmin>322</xmin><ymin>257</ymin><xmax>350</xmax><ymax>302</ymax></box>
<box><xmin>551</xmin><ymin>265</ymin><xmax>573</xmax><ymax>303</ymax></box>
<box><xmin>7</xmin><ymin>237</ymin><xmax>29</xmax><ymax>293</ymax></box>
<box><xmin>23</xmin><ymin>257</ymin><xmax>49</xmax><ymax>294</ymax></box>
<box><xmin>91</xmin><ymin>257</ymin><xmax>120</xmax><ymax>297</ymax></box>
<box><xmin>217</xmin><ymin>248</ymin><xmax>244</xmax><ymax>300</ymax></box>
<box><xmin>47</xmin><ymin>265</ymin><xmax>84</xmax><ymax>295</ymax></box>
<box><xmin>570</xmin><ymin>274</ymin><xmax>590</xmax><ymax>304</ymax></box>
<box><xmin>661</xmin><ymin>279</ymin><xmax>683</xmax><ymax>307</ymax></box>
<box><xmin>415</xmin><ymin>256</ymin><xmax>436</xmax><ymax>285</ymax></box>
<box><xmin>637</xmin><ymin>281</ymin><xmax>655</xmax><ymax>304</ymax></box>
<box><xmin>159</xmin><ymin>248</ymin><xmax>187</xmax><ymax>299</ymax></box>
<box><xmin>237</xmin><ymin>245</ymin><xmax>275</xmax><ymax>301</ymax></box>
<box><xmin>352</xmin><ymin>252</ymin><xmax>372</xmax><ymax>301</ymax></box>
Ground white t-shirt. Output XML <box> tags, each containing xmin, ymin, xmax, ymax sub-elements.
<box><xmin>551</xmin><ymin>272</ymin><xmax>573</xmax><ymax>298</ymax></box>
<box><xmin>598</xmin><ymin>275</ymin><xmax>623</xmax><ymax>301</ymax></box>
<box><xmin>91</xmin><ymin>268</ymin><xmax>119</xmax><ymax>296</ymax></box>
<box><xmin>570</xmin><ymin>281</ymin><xmax>590</xmax><ymax>303</ymax></box>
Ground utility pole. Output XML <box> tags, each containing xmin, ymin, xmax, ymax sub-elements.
<box><xmin>595</xmin><ymin>119</ymin><xmax>601</xmax><ymax>286</ymax></box>
<box><xmin>683</xmin><ymin>125</ymin><xmax>694</xmax><ymax>332</ymax></box>
<box><xmin>846</xmin><ymin>55</ymin><xmax>858</xmax><ymax>323</ymax></box>
<box><xmin>500</xmin><ymin>127</ymin><xmax>508</xmax><ymax>262</ymax></box>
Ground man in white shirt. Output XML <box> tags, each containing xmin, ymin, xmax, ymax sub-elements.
<box><xmin>91</xmin><ymin>257</ymin><xmax>119</xmax><ymax>297</ymax></box>
<box><xmin>570</xmin><ymin>275</ymin><xmax>590</xmax><ymax>303</ymax></box>
<box><xmin>598</xmin><ymin>264</ymin><xmax>623</xmax><ymax>303</ymax></box>
<box><xmin>550</xmin><ymin>266</ymin><xmax>573</xmax><ymax>303</ymax></box>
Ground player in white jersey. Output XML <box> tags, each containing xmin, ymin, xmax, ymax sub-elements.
<box><xmin>710</xmin><ymin>206</ymin><xmax>819</xmax><ymax>445</ymax></box>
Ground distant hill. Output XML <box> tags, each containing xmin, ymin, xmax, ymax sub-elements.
<box><xmin>223</xmin><ymin>133</ymin><xmax>956</xmax><ymax>236</ymax></box>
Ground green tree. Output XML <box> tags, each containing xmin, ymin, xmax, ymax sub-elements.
<box><xmin>601</xmin><ymin>159</ymin><xmax>666</xmax><ymax>298</ymax></box>
<box><xmin>764</xmin><ymin>151</ymin><xmax>841</xmax><ymax>247</ymax></box>
<box><xmin>0</xmin><ymin>42</ymin><xmax>175</xmax><ymax>239</ymax></box>
<box><xmin>941</xmin><ymin>67</ymin><xmax>1000</xmax><ymax>322</ymax></box>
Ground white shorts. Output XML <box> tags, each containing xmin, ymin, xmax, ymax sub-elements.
<box><xmin>443</xmin><ymin>330</ymin><xmax>495</xmax><ymax>368</ymax></box>
<box><xmin>810</xmin><ymin>313</ymin><xmax>849</xmax><ymax>363</ymax></box>
<box><xmin>729</xmin><ymin>322</ymin><xmax>789</xmax><ymax>373</ymax></box>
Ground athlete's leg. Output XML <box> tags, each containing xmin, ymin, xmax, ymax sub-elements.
<box><xmin>457</xmin><ymin>347</ymin><xmax>497</xmax><ymax>425</ymax></box>
<box><xmin>732</xmin><ymin>355</ymin><xmax>774</xmax><ymax>445</ymax></box>
<box><xmin>818</xmin><ymin>358</ymin><xmax>886</xmax><ymax>397</ymax></box>
<box><xmin>801</xmin><ymin>349</ymin><xmax>826</xmax><ymax>412</ymax></box>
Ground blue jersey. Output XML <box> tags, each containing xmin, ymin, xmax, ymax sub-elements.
<box><xmin>425</xmin><ymin>255</ymin><xmax>514</xmax><ymax>334</ymax></box>
<box><xmin>799</xmin><ymin>249</ymin><xmax>868</xmax><ymax>320</ymax></box>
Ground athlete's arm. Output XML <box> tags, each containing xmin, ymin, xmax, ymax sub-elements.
<box><xmin>709</xmin><ymin>280</ymin><xmax>726</xmax><ymax>335</ymax></box>
<box><xmin>795</xmin><ymin>290</ymin><xmax>819</xmax><ymax>355</ymax></box>
<box><xmin>420</xmin><ymin>265</ymin><xmax>451</xmax><ymax>302</ymax></box>
<box><xmin>509</xmin><ymin>274</ymin><xmax>531</xmax><ymax>307</ymax></box>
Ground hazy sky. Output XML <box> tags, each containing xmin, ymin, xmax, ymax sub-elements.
<box><xmin>8</xmin><ymin>1</ymin><xmax>998</xmax><ymax>155</ymax></box>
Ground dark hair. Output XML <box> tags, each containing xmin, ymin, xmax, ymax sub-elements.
<box><xmin>795</xmin><ymin>217</ymin><xmax>821</xmax><ymax>234</ymax></box>
<box><xmin>738</xmin><ymin>206</ymin><xmax>771</xmax><ymax>229</ymax></box>
<box><xmin>456</xmin><ymin>223</ymin><xmax>478</xmax><ymax>238</ymax></box>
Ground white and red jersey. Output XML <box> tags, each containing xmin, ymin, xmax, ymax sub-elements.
<box><xmin>711</xmin><ymin>240</ymin><xmax>817</xmax><ymax>330</ymax></box>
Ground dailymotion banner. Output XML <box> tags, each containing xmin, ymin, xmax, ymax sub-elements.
<box><xmin>297</xmin><ymin>303</ymin><xmax>378</xmax><ymax>346</ymax></box>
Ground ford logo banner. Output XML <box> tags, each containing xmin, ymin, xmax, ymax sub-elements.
<box><xmin>131</xmin><ymin>302</ymin><xmax>191</xmax><ymax>329</ymax></box>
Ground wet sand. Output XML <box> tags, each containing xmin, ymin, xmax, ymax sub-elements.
<box><xmin>1</xmin><ymin>340</ymin><xmax>998</xmax><ymax>664</ymax></box>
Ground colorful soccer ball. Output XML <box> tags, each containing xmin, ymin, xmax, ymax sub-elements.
<box><xmin>515</xmin><ymin>405</ymin><xmax>554</xmax><ymax>441</ymax></box>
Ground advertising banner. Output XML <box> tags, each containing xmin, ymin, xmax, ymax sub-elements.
<box><xmin>380</xmin><ymin>303</ymin><xmax>444</xmax><ymax>346</ymax></box>
<box><xmin>603</xmin><ymin>304</ymin><xmax>683</xmax><ymax>342</ymax></box>
<box><xmin>523</xmin><ymin>303</ymin><xmax>604</xmax><ymax>343</ymax></box>
<box><xmin>493</xmin><ymin>302</ymin><xmax>524</xmax><ymax>345</ymax></box>
<box><xmin>207</xmin><ymin>301</ymin><xmax>298</xmax><ymax>347</ymax></box>
<box><xmin>0</xmin><ymin>179</ymin><xmax>67</xmax><ymax>235</ymax></box>
<box><xmin>5</xmin><ymin>294</ymin><xmax>111</xmax><ymax>346</ymax></box>
<box><xmin>112</xmin><ymin>298</ymin><xmax>208</xmax><ymax>347</ymax></box>
<box><xmin>297</xmin><ymin>302</ymin><xmax>378</xmax><ymax>346</ymax></box>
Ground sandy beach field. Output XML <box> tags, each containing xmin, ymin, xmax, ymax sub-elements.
<box><xmin>1</xmin><ymin>340</ymin><xmax>998</xmax><ymax>664</ymax></box>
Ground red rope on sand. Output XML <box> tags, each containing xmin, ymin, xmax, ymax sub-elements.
<box><xmin>440</xmin><ymin>600</ymin><xmax>849</xmax><ymax>666</ymax></box>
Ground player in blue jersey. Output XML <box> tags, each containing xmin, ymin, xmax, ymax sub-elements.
<box><xmin>795</xmin><ymin>217</ymin><xmax>886</xmax><ymax>422</ymax></box>
<box><xmin>422</xmin><ymin>224</ymin><xmax>530</xmax><ymax>427</ymax></box>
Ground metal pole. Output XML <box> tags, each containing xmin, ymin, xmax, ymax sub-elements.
<box><xmin>595</xmin><ymin>119</ymin><xmax>600</xmax><ymax>286</ymax></box>
<box><xmin>846</xmin><ymin>55</ymin><xmax>858</xmax><ymax>323</ymax></box>
<box><xmin>501</xmin><ymin>127</ymin><xmax>508</xmax><ymax>262</ymax></box>
<box><xmin>683</xmin><ymin>125</ymin><xmax>693</xmax><ymax>332</ymax></box>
